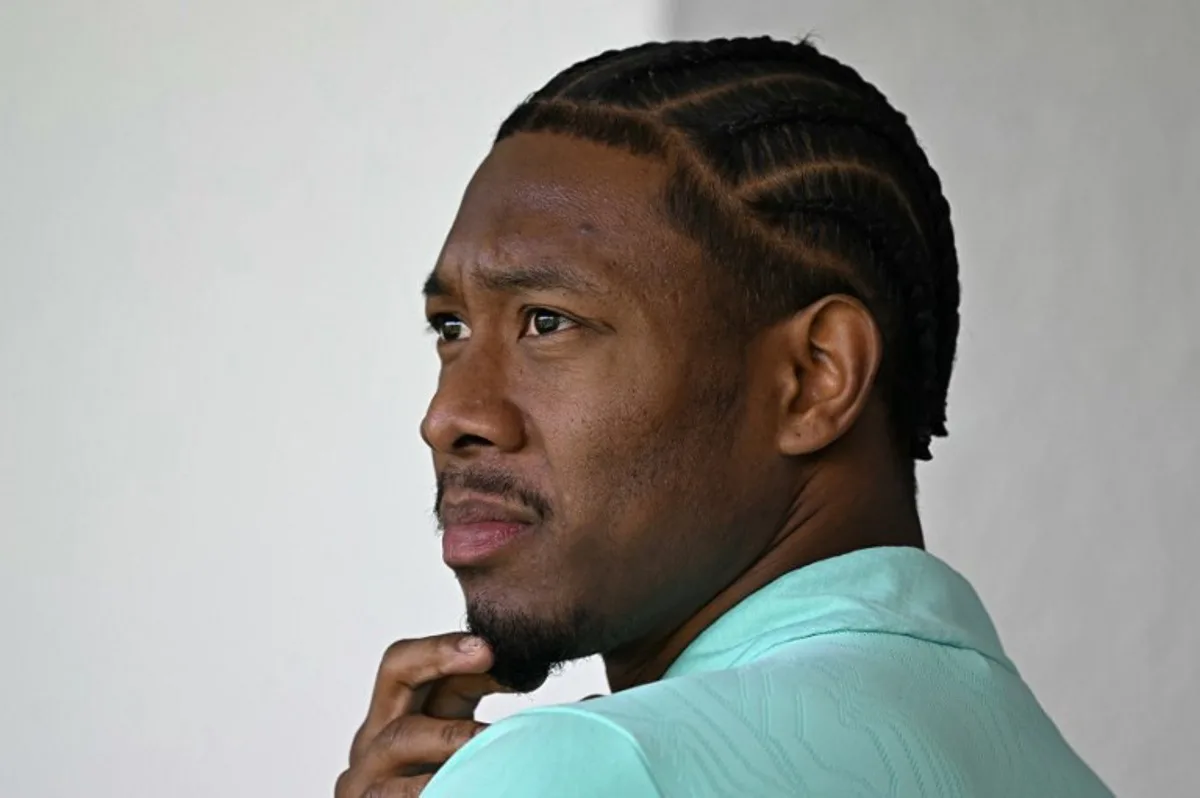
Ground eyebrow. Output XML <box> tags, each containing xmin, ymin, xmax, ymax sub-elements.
<box><xmin>422</xmin><ymin>261</ymin><xmax>605</xmax><ymax>299</ymax></box>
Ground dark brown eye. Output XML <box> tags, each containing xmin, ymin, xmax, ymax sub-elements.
<box><xmin>429</xmin><ymin>314</ymin><xmax>471</xmax><ymax>342</ymax></box>
<box><xmin>524</xmin><ymin>309</ymin><xmax>577</xmax><ymax>337</ymax></box>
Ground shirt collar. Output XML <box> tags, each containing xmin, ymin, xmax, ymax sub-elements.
<box><xmin>664</xmin><ymin>546</ymin><xmax>1013</xmax><ymax>679</ymax></box>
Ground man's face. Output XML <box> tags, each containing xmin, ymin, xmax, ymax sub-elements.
<box><xmin>421</xmin><ymin>133</ymin><xmax>786</xmax><ymax>689</ymax></box>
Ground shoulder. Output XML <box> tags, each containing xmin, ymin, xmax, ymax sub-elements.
<box><xmin>569</xmin><ymin>634</ymin><xmax>1071</xmax><ymax>796</ymax></box>
<box><xmin>427</xmin><ymin>635</ymin><xmax>1111</xmax><ymax>797</ymax></box>
<box><xmin>422</xmin><ymin>706</ymin><xmax>663</xmax><ymax>798</ymax></box>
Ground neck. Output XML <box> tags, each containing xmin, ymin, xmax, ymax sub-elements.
<box><xmin>602</xmin><ymin>452</ymin><xmax>921</xmax><ymax>692</ymax></box>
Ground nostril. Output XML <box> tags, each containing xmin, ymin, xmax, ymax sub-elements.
<box><xmin>453</xmin><ymin>433</ymin><xmax>494</xmax><ymax>450</ymax></box>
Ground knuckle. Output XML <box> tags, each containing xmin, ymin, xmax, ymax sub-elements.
<box><xmin>362</xmin><ymin>778</ymin><xmax>419</xmax><ymax>798</ymax></box>
<box><xmin>380</xmin><ymin>638</ymin><xmax>415</xmax><ymax>669</ymax></box>
<box><xmin>333</xmin><ymin>768</ymin><xmax>352</xmax><ymax>798</ymax></box>
<box><xmin>379</xmin><ymin>715</ymin><xmax>413</xmax><ymax>749</ymax></box>
<box><xmin>441</xmin><ymin>719</ymin><xmax>478</xmax><ymax>747</ymax></box>
<box><xmin>379</xmin><ymin>636</ymin><xmax>457</xmax><ymax>686</ymax></box>
<box><xmin>349</xmin><ymin>724</ymin><xmax>369</xmax><ymax>763</ymax></box>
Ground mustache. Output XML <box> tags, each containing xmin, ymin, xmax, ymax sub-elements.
<box><xmin>434</xmin><ymin>466</ymin><xmax>552</xmax><ymax>526</ymax></box>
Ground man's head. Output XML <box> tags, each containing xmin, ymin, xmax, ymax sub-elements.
<box><xmin>421</xmin><ymin>37</ymin><xmax>960</xmax><ymax>691</ymax></box>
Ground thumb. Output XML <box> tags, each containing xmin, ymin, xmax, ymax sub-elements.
<box><xmin>425</xmin><ymin>673</ymin><xmax>516</xmax><ymax>719</ymax></box>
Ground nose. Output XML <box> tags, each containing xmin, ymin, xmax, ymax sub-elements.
<box><xmin>420</xmin><ymin>349</ymin><xmax>526</xmax><ymax>456</ymax></box>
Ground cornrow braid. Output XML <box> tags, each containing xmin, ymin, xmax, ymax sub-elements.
<box><xmin>496</xmin><ymin>36</ymin><xmax>960</xmax><ymax>462</ymax></box>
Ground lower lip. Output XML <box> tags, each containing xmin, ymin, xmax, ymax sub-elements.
<box><xmin>442</xmin><ymin>522</ymin><xmax>531</xmax><ymax>566</ymax></box>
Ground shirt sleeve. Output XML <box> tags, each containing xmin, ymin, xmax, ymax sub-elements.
<box><xmin>422</xmin><ymin>707</ymin><xmax>663</xmax><ymax>797</ymax></box>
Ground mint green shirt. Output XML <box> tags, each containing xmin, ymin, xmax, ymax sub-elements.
<box><xmin>425</xmin><ymin>547</ymin><xmax>1111</xmax><ymax>796</ymax></box>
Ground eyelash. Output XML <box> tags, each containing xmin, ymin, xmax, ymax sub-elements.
<box><xmin>426</xmin><ymin>313</ymin><xmax>456</xmax><ymax>336</ymax></box>
<box><xmin>426</xmin><ymin>309</ymin><xmax>578</xmax><ymax>339</ymax></box>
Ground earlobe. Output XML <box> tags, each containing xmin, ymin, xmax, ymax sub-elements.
<box><xmin>775</xmin><ymin>295</ymin><xmax>882</xmax><ymax>456</ymax></box>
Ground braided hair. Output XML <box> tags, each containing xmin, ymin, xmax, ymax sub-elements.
<box><xmin>496</xmin><ymin>37</ymin><xmax>960</xmax><ymax>462</ymax></box>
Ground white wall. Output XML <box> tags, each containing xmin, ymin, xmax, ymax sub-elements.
<box><xmin>667</xmin><ymin>3</ymin><xmax>1198</xmax><ymax>796</ymax></box>
<box><xmin>5</xmin><ymin>3</ymin><xmax>1196</xmax><ymax>797</ymax></box>
<box><xmin>0</xmin><ymin>3</ymin><xmax>660</xmax><ymax>796</ymax></box>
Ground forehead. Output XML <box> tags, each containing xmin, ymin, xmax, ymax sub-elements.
<box><xmin>435</xmin><ymin>133</ymin><xmax>699</xmax><ymax>293</ymax></box>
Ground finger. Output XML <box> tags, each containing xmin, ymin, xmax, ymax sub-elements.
<box><xmin>424</xmin><ymin>672</ymin><xmax>514</xmax><ymax>720</ymax></box>
<box><xmin>352</xmin><ymin>634</ymin><xmax>492</xmax><ymax>761</ymax></box>
<box><xmin>371</xmin><ymin>634</ymin><xmax>493</xmax><ymax>716</ymax></box>
<box><xmin>335</xmin><ymin>768</ymin><xmax>434</xmax><ymax>798</ymax></box>
<box><xmin>362</xmin><ymin>774</ymin><xmax>434</xmax><ymax>798</ymax></box>
<box><xmin>347</xmin><ymin>714</ymin><xmax>482</xmax><ymax>792</ymax></box>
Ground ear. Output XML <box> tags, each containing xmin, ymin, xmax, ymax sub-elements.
<box><xmin>773</xmin><ymin>295</ymin><xmax>883</xmax><ymax>456</ymax></box>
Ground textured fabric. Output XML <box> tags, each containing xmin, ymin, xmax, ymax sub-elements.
<box><xmin>424</xmin><ymin>547</ymin><xmax>1113</xmax><ymax>796</ymax></box>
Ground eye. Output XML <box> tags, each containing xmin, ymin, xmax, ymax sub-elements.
<box><xmin>428</xmin><ymin>313</ymin><xmax>471</xmax><ymax>343</ymax></box>
<box><xmin>523</xmin><ymin>309</ymin><xmax>578</xmax><ymax>337</ymax></box>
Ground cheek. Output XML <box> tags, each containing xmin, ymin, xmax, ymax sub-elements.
<box><xmin>521</xmin><ymin>345</ymin><xmax>742</xmax><ymax>539</ymax></box>
<box><xmin>524</xmin><ymin>358</ymin><xmax>665</xmax><ymax>503</ymax></box>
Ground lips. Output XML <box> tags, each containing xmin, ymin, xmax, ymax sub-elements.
<box><xmin>439</xmin><ymin>496</ymin><xmax>537</xmax><ymax>567</ymax></box>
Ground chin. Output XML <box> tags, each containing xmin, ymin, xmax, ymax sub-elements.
<box><xmin>464</xmin><ymin>589</ymin><xmax>599</xmax><ymax>693</ymax></box>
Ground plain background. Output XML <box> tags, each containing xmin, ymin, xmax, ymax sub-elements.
<box><xmin>1</xmin><ymin>2</ymin><xmax>1194</xmax><ymax>796</ymax></box>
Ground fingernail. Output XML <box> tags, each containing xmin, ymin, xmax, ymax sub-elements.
<box><xmin>457</xmin><ymin>636</ymin><xmax>485</xmax><ymax>653</ymax></box>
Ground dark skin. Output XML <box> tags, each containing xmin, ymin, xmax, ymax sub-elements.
<box><xmin>337</xmin><ymin>132</ymin><xmax>921</xmax><ymax>796</ymax></box>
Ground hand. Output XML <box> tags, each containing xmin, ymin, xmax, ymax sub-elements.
<box><xmin>335</xmin><ymin>633</ymin><xmax>507</xmax><ymax>797</ymax></box>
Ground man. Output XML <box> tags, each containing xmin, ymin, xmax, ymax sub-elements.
<box><xmin>337</xmin><ymin>36</ymin><xmax>1112</xmax><ymax>797</ymax></box>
